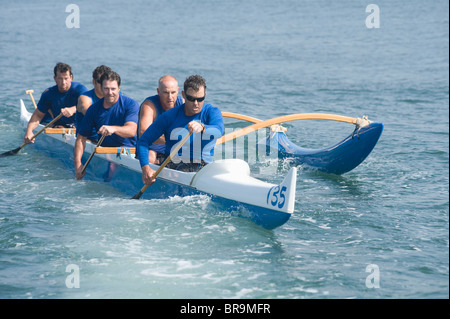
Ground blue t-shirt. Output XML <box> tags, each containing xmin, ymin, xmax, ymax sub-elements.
<box><xmin>77</xmin><ymin>95</ymin><xmax>140</xmax><ymax>147</ymax></box>
<box><xmin>137</xmin><ymin>103</ymin><xmax>224</xmax><ymax>167</ymax></box>
<box><xmin>37</xmin><ymin>81</ymin><xmax>87</xmax><ymax>126</ymax></box>
<box><xmin>140</xmin><ymin>94</ymin><xmax>184</xmax><ymax>153</ymax></box>
<box><xmin>75</xmin><ymin>88</ymin><xmax>101</xmax><ymax>140</ymax></box>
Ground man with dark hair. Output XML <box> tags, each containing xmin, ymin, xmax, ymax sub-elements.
<box><xmin>75</xmin><ymin>65</ymin><xmax>112</xmax><ymax>141</ymax></box>
<box><xmin>183</xmin><ymin>74</ymin><xmax>207</xmax><ymax>93</ymax></box>
<box><xmin>74</xmin><ymin>70</ymin><xmax>140</xmax><ymax>180</ymax></box>
<box><xmin>137</xmin><ymin>75</ymin><xmax>224</xmax><ymax>185</ymax></box>
<box><xmin>23</xmin><ymin>62</ymin><xmax>87</xmax><ymax>144</ymax></box>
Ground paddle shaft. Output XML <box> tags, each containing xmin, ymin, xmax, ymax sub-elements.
<box><xmin>27</xmin><ymin>89</ymin><xmax>56</xmax><ymax>118</ymax></box>
<box><xmin>216</xmin><ymin>113</ymin><xmax>360</xmax><ymax>145</ymax></box>
<box><xmin>81</xmin><ymin>135</ymin><xmax>106</xmax><ymax>175</ymax></box>
<box><xmin>132</xmin><ymin>131</ymin><xmax>193</xmax><ymax>199</ymax></box>
<box><xmin>28</xmin><ymin>112</ymin><xmax>64</xmax><ymax>141</ymax></box>
<box><xmin>26</xmin><ymin>90</ymin><xmax>38</xmax><ymax>109</ymax></box>
<box><xmin>0</xmin><ymin>112</ymin><xmax>64</xmax><ymax>157</ymax></box>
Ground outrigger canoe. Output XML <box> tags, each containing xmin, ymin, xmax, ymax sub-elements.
<box><xmin>18</xmin><ymin>99</ymin><xmax>297</xmax><ymax>230</ymax></box>
<box><xmin>220</xmin><ymin>112</ymin><xmax>383</xmax><ymax>175</ymax></box>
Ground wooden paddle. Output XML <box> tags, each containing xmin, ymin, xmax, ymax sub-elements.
<box><xmin>80</xmin><ymin>135</ymin><xmax>106</xmax><ymax>175</ymax></box>
<box><xmin>26</xmin><ymin>90</ymin><xmax>38</xmax><ymax>109</ymax></box>
<box><xmin>27</xmin><ymin>89</ymin><xmax>56</xmax><ymax>118</ymax></box>
<box><xmin>132</xmin><ymin>131</ymin><xmax>192</xmax><ymax>200</ymax></box>
<box><xmin>216</xmin><ymin>113</ymin><xmax>361</xmax><ymax>145</ymax></box>
<box><xmin>95</xmin><ymin>146</ymin><xmax>135</xmax><ymax>154</ymax></box>
<box><xmin>45</xmin><ymin>128</ymin><xmax>76</xmax><ymax>134</ymax></box>
<box><xmin>0</xmin><ymin>112</ymin><xmax>64</xmax><ymax>157</ymax></box>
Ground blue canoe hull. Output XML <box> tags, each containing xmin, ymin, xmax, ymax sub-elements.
<box><xmin>32</xmin><ymin>132</ymin><xmax>291</xmax><ymax>230</ymax></box>
<box><xmin>263</xmin><ymin>122</ymin><xmax>383</xmax><ymax>175</ymax></box>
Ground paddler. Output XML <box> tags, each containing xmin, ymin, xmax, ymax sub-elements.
<box><xmin>23</xmin><ymin>62</ymin><xmax>87</xmax><ymax>144</ymax></box>
<box><xmin>137</xmin><ymin>75</ymin><xmax>224</xmax><ymax>185</ymax></box>
<box><xmin>75</xmin><ymin>65</ymin><xmax>112</xmax><ymax>142</ymax></box>
<box><xmin>138</xmin><ymin>75</ymin><xmax>184</xmax><ymax>164</ymax></box>
<box><xmin>74</xmin><ymin>70</ymin><xmax>140</xmax><ymax>180</ymax></box>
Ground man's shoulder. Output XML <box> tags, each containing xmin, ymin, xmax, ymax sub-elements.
<box><xmin>202</xmin><ymin>103</ymin><xmax>221</xmax><ymax>114</ymax></box>
<box><xmin>142</xmin><ymin>95</ymin><xmax>161</xmax><ymax>111</ymax></box>
<box><xmin>164</xmin><ymin>103</ymin><xmax>184</xmax><ymax>116</ymax></box>
<box><xmin>144</xmin><ymin>95</ymin><xmax>159</xmax><ymax>103</ymax></box>
<box><xmin>38</xmin><ymin>86</ymin><xmax>61</xmax><ymax>105</ymax></box>
<box><xmin>121</xmin><ymin>94</ymin><xmax>139</xmax><ymax>106</ymax></box>
<box><xmin>154</xmin><ymin>104</ymin><xmax>183</xmax><ymax>124</ymax></box>
<box><xmin>81</xmin><ymin>88</ymin><xmax>95</xmax><ymax>97</ymax></box>
<box><xmin>120</xmin><ymin>94</ymin><xmax>137</xmax><ymax>103</ymax></box>
<box><xmin>71</xmin><ymin>81</ymin><xmax>88</xmax><ymax>93</ymax></box>
<box><xmin>89</xmin><ymin>98</ymin><xmax>104</xmax><ymax>110</ymax></box>
<box><xmin>119</xmin><ymin>94</ymin><xmax>136</xmax><ymax>103</ymax></box>
<box><xmin>42</xmin><ymin>85</ymin><xmax>57</xmax><ymax>96</ymax></box>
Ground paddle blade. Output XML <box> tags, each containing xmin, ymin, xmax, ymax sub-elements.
<box><xmin>131</xmin><ymin>190</ymin><xmax>144</xmax><ymax>200</ymax></box>
<box><xmin>131</xmin><ymin>184</ymin><xmax>148</xmax><ymax>199</ymax></box>
<box><xmin>0</xmin><ymin>146</ymin><xmax>23</xmax><ymax>157</ymax></box>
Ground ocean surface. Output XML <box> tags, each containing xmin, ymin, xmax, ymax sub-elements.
<box><xmin>0</xmin><ymin>0</ymin><xmax>448</xmax><ymax>299</ymax></box>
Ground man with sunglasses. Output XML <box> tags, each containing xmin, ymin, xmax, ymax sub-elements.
<box><xmin>75</xmin><ymin>65</ymin><xmax>112</xmax><ymax>142</ymax></box>
<box><xmin>138</xmin><ymin>75</ymin><xmax>184</xmax><ymax>164</ymax></box>
<box><xmin>137</xmin><ymin>75</ymin><xmax>224</xmax><ymax>185</ymax></box>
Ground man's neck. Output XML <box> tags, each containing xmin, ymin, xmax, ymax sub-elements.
<box><xmin>58</xmin><ymin>84</ymin><xmax>71</xmax><ymax>94</ymax></box>
<box><xmin>94</xmin><ymin>87</ymin><xmax>103</xmax><ymax>99</ymax></box>
<box><xmin>103</xmin><ymin>98</ymin><xmax>118</xmax><ymax>109</ymax></box>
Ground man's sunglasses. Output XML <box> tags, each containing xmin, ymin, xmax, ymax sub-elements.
<box><xmin>185</xmin><ymin>93</ymin><xmax>205</xmax><ymax>103</ymax></box>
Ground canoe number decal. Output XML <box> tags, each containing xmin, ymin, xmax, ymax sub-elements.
<box><xmin>267</xmin><ymin>186</ymin><xmax>287</xmax><ymax>209</ymax></box>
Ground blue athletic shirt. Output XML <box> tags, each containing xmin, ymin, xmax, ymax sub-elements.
<box><xmin>77</xmin><ymin>94</ymin><xmax>140</xmax><ymax>147</ymax></box>
<box><xmin>75</xmin><ymin>88</ymin><xmax>101</xmax><ymax>140</ymax></box>
<box><xmin>140</xmin><ymin>94</ymin><xmax>184</xmax><ymax>153</ymax></box>
<box><xmin>37</xmin><ymin>81</ymin><xmax>87</xmax><ymax>126</ymax></box>
<box><xmin>137</xmin><ymin>103</ymin><xmax>224</xmax><ymax>167</ymax></box>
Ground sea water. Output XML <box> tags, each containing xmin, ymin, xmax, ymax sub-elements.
<box><xmin>0</xmin><ymin>0</ymin><xmax>448</xmax><ymax>299</ymax></box>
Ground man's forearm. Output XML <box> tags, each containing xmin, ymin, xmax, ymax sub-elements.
<box><xmin>101</xmin><ymin>122</ymin><xmax>137</xmax><ymax>138</ymax></box>
<box><xmin>25</xmin><ymin>117</ymin><xmax>40</xmax><ymax>136</ymax></box>
<box><xmin>74</xmin><ymin>136</ymin><xmax>87</xmax><ymax>166</ymax></box>
<box><xmin>24</xmin><ymin>110</ymin><xmax>45</xmax><ymax>142</ymax></box>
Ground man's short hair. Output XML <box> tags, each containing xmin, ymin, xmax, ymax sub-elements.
<box><xmin>158</xmin><ymin>75</ymin><xmax>178</xmax><ymax>89</ymax></box>
<box><xmin>54</xmin><ymin>62</ymin><xmax>73</xmax><ymax>76</ymax></box>
<box><xmin>184</xmin><ymin>75</ymin><xmax>207</xmax><ymax>93</ymax></box>
<box><xmin>100</xmin><ymin>70</ymin><xmax>121</xmax><ymax>87</ymax></box>
<box><xmin>93</xmin><ymin>65</ymin><xmax>112</xmax><ymax>82</ymax></box>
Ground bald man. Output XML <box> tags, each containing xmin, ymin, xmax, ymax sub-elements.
<box><xmin>138</xmin><ymin>75</ymin><xmax>184</xmax><ymax>163</ymax></box>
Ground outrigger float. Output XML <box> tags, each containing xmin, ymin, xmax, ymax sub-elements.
<box><xmin>17</xmin><ymin>99</ymin><xmax>297</xmax><ymax>230</ymax></box>
<box><xmin>219</xmin><ymin>112</ymin><xmax>383</xmax><ymax>175</ymax></box>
